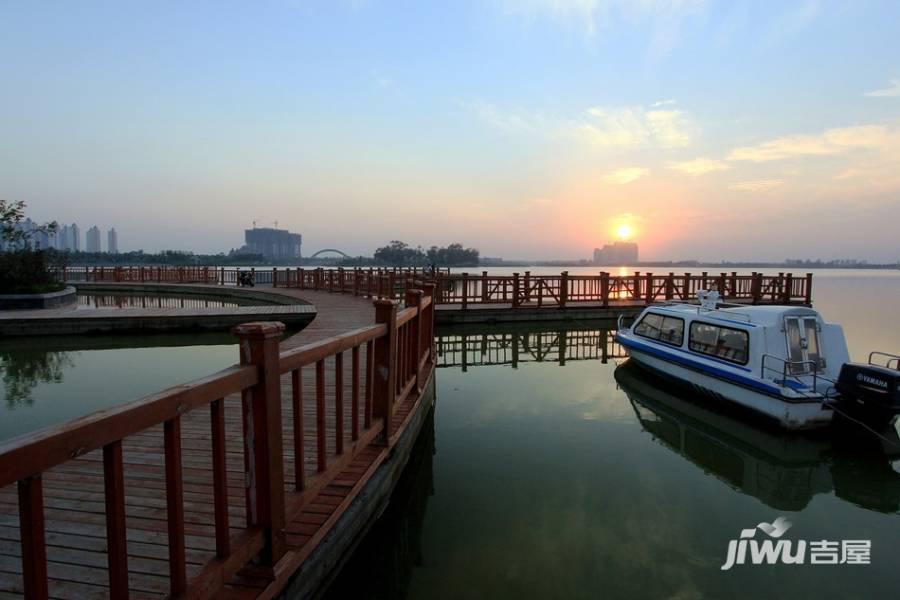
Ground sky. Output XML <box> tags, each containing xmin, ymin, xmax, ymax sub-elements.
<box><xmin>1</xmin><ymin>0</ymin><xmax>899</xmax><ymax>262</ymax></box>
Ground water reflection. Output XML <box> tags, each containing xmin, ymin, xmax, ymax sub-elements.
<box><xmin>324</xmin><ymin>408</ymin><xmax>435</xmax><ymax>600</ymax></box>
<box><xmin>0</xmin><ymin>347</ymin><xmax>73</xmax><ymax>408</ymax></box>
<box><xmin>615</xmin><ymin>361</ymin><xmax>900</xmax><ymax>513</ymax></box>
<box><xmin>436</xmin><ymin>322</ymin><xmax>626</xmax><ymax>370</ymax></box>
<box><xmin>331</xmin><ymin>320</ymin><xmax>900</xmax><ymax>599</ymax></box>
<box><xmin>77</xmin><ymin>293</ymin><xmax>257</xmax><ymax>310</ymax></box>
<box><xmin>0</xmin><ymin>333</ymin><xmax>239</xmax><ymax>441</ymax></box>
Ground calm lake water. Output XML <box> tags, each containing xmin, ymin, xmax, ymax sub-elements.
<box><xmin>1</xmin><ymin>270</ymin><xmax>898</xmax><ymax>597</ymax></box>
<box><xmin>327</xmin><ymin>270</ymin><xmax>900</xmax><ymax>600</ymax></box>
<box><xmin>0</xmin><ymin>334</ymin><xmax>238</xmax><ymax>442</ymax></box>
<box><xmin>75</xmin><ymin>292</ymin><xmax>256</xmax><ymax>310</ymax></box>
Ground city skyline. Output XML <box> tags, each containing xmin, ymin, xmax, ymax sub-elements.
<box><xmin>3</xmin><ymin>2</ymin><xmax>900</xmax><ymax>261</ymax></box>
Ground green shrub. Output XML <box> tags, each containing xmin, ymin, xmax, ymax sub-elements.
<box><xmin>0</xmin><ymin>250</ymin><xmax>64</xmax><ymax>294</ymax></box>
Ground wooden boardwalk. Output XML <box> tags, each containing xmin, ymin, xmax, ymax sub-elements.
<box><xmin>0</xmin><ymin>286</ymin><xmax>437</xmax><ymax>599</ymax></box>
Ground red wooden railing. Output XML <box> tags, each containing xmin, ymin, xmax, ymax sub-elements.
<box><xmin>430</xmin><ymin>271</ymin><xmax>813</xmax><ymax>307</ymax></box>
<box><xmin>0</xmin><ymin>285</ymin><xmax>436</xmax><ymax>600</ymax></box>
<box><xmin>60</xmin><ymin>266</ymin><xmax>813</xmax><ymax>306</ymax></box>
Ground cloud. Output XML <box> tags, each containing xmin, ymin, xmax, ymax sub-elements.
<box><xmin>728</xmin><ymin>179</ymin><xmax>784</xmax><ymax>192</ymax></box>
<box><xmin>369</xmin><ymin>69</ymin><xmax>392</xmax><ymax>89</ymax></box>
<box><xmin>653</xmin><ymin>99</ymin><xmax>676</xmax><ymax>107</ymax></box>
<box><xmin>582</xmin><ymin>106</ymin><xmax>692</xmax><ymax>148</ymax></box>
<box><xmin>604</xmin><ymin>167</ymin><xmax>648</xmax><ymax>184</ymax></box>
<box><xmin>464</xmin><ymin>100</ymin><xmax>694</xmax><ymax>149</ymax></box>
<box><xmin>763</xmin><ymin>0</ymin><xmax>821</xmax><ymax>46</ymax></box>
<box><xmin>727</xmin><ymin>125</ymin><xmax>890</xmax><ymax>162</ymax></box>
<box><xmin>667</xmin><ymin>157</ymin><xmax>730</xmax><ymax>176</ymax></box>
<box><xmin>865</xmin><ymin>78</ymin><xmax>900</xmax><ymax>98</ymax></box>
<box><xmin>493</xmin><ymin>0</ymin><xmax>709</xmax><ymax>57</ymax></box>
<box><xmin>459</xmin><ymin>100</ymin><xmax>570</xmax><ymax>137</ymax></box>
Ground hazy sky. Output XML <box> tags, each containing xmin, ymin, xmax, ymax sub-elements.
<box><xmin>2</xmin><ymin>1</ymin><xmax>899</xmax><ymax>261</ymax></box>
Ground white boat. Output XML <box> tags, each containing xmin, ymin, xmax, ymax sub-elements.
<box><xmin>615</xmin><ymin>291</ymin><xmax>900</xmax><ymax>430</ymax></box>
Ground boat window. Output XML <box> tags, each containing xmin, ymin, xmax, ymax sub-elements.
<box><xmin>634</xmin><ymin>313</ymin><xmax>663</xmax><ymax>339</ymax></box>
<box><xmin>688</xmin><ymin>322</ymin><xmax>749</xmax><ymax>365</ymax></box>
<box><xmin>803</xmin><ymin>317</ymin><xmax>823</xmax><ymax>368</ymax></box>
<box><xmin>784</xmin><ymin>316</ymin><xmax>824</xmax><ymax>374</ymax></box>
<box><xmin>659</xmin><ymin>317</ymin><xmax>684</xmax><ymax>346</ymax></box>
<box><xmin>786</xmin><ymin>319</ymin><xmax>805</xmax><ymax>364</ymax></box>
<box><xmin>634</xmin><ymin>313</ymin><xmax>684</xmax><ymax>346</ymax></box>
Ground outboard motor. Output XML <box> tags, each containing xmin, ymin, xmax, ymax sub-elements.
<box><xmin>836</xmin><ymin>362</ymin><xmax>900</xmax><ymax>427</ymax></box>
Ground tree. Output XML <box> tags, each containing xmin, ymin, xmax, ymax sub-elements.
<box><xmin>373</xmin><ymin>241</ymin><xmax>426</xmax><ymax>266</ymax></box>
<box><xmin>0</xmin><ymin>199</ymin><xmax>57</xmax><ymax>247</ymax></box>
<box><xmin>0</xmin><ymin>200</ymin><xmax>63</xmax><ymax>294</ymax></box>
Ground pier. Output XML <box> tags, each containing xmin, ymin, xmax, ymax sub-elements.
<box><xmin>0</xmin><ymin>284</ymin><xmax>437</xmax><ymax>599</ymax></box>
<box><xmin>61</xmin><ymin>266</ymin><xmax>814</xmax><ymax>324</ymax></box>
<box><xmin>0</xmin><ymin>267</ymin><xmax>816</xmax><ymax>598</ymax></box>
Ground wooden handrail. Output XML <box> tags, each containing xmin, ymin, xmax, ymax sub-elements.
<box><xmin>2</xmin><ymin>285</ymin><xmax>437</xmax><ymax>600</ymax></box>
<box><xmin>0</xmin><ymin>363</ymin><xmax>258</xmax><ymax>485</ymax></box>
<box><xmin>278</xmin><ymin>324</ymin><xmax>386</xmax><ymax>373</ymax></box>
<box><xmin>56</xmin><ymin>266</ymin><xmax>814</xmax><ymax>308</ymax></box>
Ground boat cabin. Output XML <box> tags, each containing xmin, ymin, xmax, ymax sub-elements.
<box><xmin>627</xmin><ymin>302</ymin><xmax>850</xmax><ymax>392</ymax></box>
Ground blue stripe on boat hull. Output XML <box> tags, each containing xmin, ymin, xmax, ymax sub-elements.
<box><xmin>615</xmin><ymin>333</ymin><xmax>820</xmax><ymax>404</ymax></box>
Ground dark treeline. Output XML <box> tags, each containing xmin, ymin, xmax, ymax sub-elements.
<box><xmin>336</xmin><ymin>241</ymin><xmax>479</xmax><ymax>267</ymax></box>
<box><xmin>47</xmin><ymin>242</ymin><xmax>481</xmax><ymax>268</ymax></box>
<box><xmin>55</xmin><ymin>250</ymin><xmax>267</xmax><ymax>266</ymax></box>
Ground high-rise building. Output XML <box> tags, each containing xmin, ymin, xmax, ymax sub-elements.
<box><xmin>86</xmin><ymin>226</ymin><xmax>102</xmax><ymax>253</ymax></box>
<box><xmin>243</xmin><ymin>227</ymin><xmax>302</xmax><ymax>260</ymax></box>
<box><xmin>70</xmin><ymin>223</ymin><xmax>80</xmax><ymax>251</ymax></box>
<box><xmin>58</xmin><ymin>225</ymin><xmax>70</xmax><ymax>251</ymax></box>
<box><xmin>592</xmin><ymin>241</ymin><xmax>639</xmax><ymax>266</ymax></box>
<box><xmin>107</xmin><ymin>228</ymin><xmax>118</xmax><ymax>254</ymax></box>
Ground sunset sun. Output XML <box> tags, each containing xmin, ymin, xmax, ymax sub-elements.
<box><xmin>616</xmin><ymin>223</ymin><xmax>634</xmax><ymax>241</ymax></box>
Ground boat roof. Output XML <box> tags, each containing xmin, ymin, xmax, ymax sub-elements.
<box><xmin>645</xmin><ymin>303</ymin><xmax>819</xmax><ymax>328</ymax></box>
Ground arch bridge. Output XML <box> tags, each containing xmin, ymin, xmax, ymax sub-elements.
<box><xmin>309</xmin><ymin>248</ymin><xmax>351</xmax><ymax>259</ymax></box>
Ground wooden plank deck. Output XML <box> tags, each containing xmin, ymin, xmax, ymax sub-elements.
<box><xmin>0</xmin><ymin>287</ymin><xmax>431</xmax><ymax>599</ymax></box>
<box><xmin>0</xmin><ymin>295</ymin><xmax>316</xmax><ymax>337</ymax></box>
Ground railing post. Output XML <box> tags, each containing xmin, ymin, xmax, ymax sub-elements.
<box><xmin>751</xmin><ymin>272</ymin><xmax>762</xmax><ymax>305</ymax></box>
<box><xmin>422</xmin><ymin>282</ymin><xmax>436</xmax><ymax>356</ymax></box>
<box><xmin>272</xmin><ymin>267</ymin><xmax>278</xmax><ymax>287</ymax></box>
<box><xmin>665</xmin><ymin>272</ymin><xmax>674</xmax><ymax>300</ymax></box>
<box><xmin>730</xmin><ymin>271</ymin><xmax>738</xmax><ymax>298</ymax></box>
<box><xmin>559</xmin><ymin>271</ymin><xmax>569</xmax><ymax>308</ymax></box>
<box><xmin>805</xmin><ymin>273</ymin><xmax>813</xmax><ymax>305</ymax></box>
<box><xmin>481</xmin><ymin>271</ymin><xmax>488</xmax><ymax>303</ymax></box>
<box><xmin>784</xmin><ymin>273</ymin><xmax>793</xmax><ymax>303</ymax></box>
<box><xmin>600</xmin><ymin>272</ymin><xmax>609</xmax><ymax>307</ymax></box>
<box><xmin>644</xmin><ymin>272</ymin><xmax>653</xmax><ymax>304</ymax></box>
<box><xmin>406</xmin><ymin>289</ymin><xmax>424</xmax><ymax>391</ymax></box>
<box><xmin>523</xmin><ymin>271</ymin><xmax>531</xmax><ymax>303</ymax></box>
<box><xmin>18</xmin><ymin>476</ymin><xmax>48</xmax><ymax>600</ymax></box>
<box><xmin>373</xmin><ymin>300</ymin><xmax>398</xmax><ymax>441</ymax></box>
<box><xmin>718</xmin><ymin>272</ymin><xmax>727</xmax><ymax>296</ymax></box>
<box><xmin>232</xmin><ymin>321</ymin><xmax>286</xmax><ymax>569</ymax></box>
<box><xmin>512</xmin><ymin>273</ymin><xmax>520</xmax><ymax>308</ymax></box>
<box><xmin>461</xmin><ymin>273</ymin><xmax>469</xmax><ymax>310</ymax></box>
<box><xmin>683</xmin><ymin>273</ymin><xmax>691</xmax><ymax>299</ymax></box>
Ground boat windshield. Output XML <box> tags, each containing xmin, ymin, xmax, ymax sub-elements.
<box><xmin>785</xmin><ymin>316</ymin><xmax>823</xmax><ymax>375</ymax></box>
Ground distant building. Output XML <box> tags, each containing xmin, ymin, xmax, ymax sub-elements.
<box><xmin>70</xmin><ymin>223</ymin><xmax>80</xmax><ymax>251</ymax></box>
<box><xmin>243</xmin><ymin>227</ymin><xmax>302</xmax><ymax>260</ymax></box>
<box><xmin>107</xmin><ymin>228</ymin><xmax>118</xmax><ymax>254</ymax></box>
<box><xmin>58</xmin><ymin>225</ymin><xmax>70</xmax><ymax>251</ymax></box>
<box><xmin>593</xmin><ymin>241</ymin><xmax>639</xmax><ymax>266</ymax></box>
<box><xmin>86</xmin><ymin>226</ymin><xmax>102</xmax><ymax>253</ymax></box>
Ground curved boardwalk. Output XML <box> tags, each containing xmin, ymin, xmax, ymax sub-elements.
<box><xmin>0</xmin><ymin>285</ymin><xmax>433</xmax><ymax>600</ymax></box>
